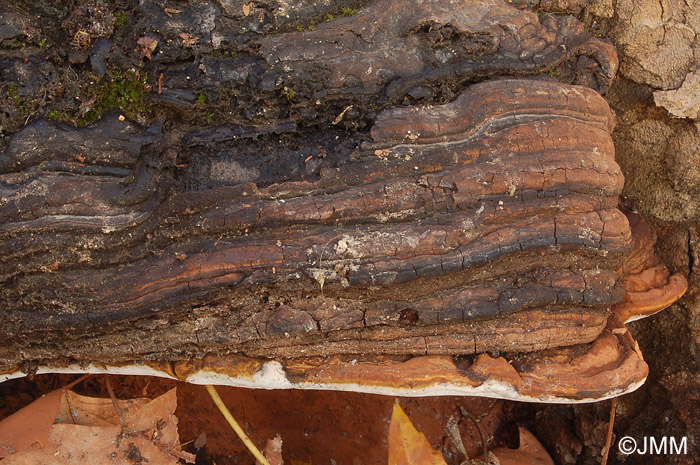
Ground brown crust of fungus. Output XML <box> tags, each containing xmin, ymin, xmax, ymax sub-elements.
<box><xmin>0</xmin><ymin>78</ymin><xmax>684</xmax><ymax>400</ymax></box>
<box><xmin>0</xmin><ymin>83</ymin><xmax>683</xmax><ymax>400</ymax></box>
<box><xmin>613</xmin><ymin>212</ymin><xmax>688</xmax><ymax>322</ymax></box>
<box><xmin>94</xmin><ymin>316</ymin><xmax>646</xmax><ymax>402</ymax></box>
<box><xmin>0</xmin><ymin>0</ymin><xmax>685</xmax><ymax>403</ymax></box>
<box><xmin>0</xmin><ymin>79</ymin><xmax>632</xmax><ymax>374</ymax></box>
<box><xmin>0</xmin><ymin>316</ymin><xmax>644</xmax><ymax>402</ymax></box>
<box><xmin>275</xmin><ymin>317</ymin><xmax>648</xmax><ymax>401</ymax></box>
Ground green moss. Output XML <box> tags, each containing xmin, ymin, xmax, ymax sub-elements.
<box><xmin>293</xmin><ymin>5</ymin><xmax>362</xmax><ymax>33</ymax></box>
<box><xmin>196</xmin><ymin>93</ymin><xmax>207</xmax><ymax>105</ymax></box>
<box><xmin>7</xmin><ymin>84</ymin><xmax>21</xmax><ymax>103</ymax></box>
<box><xmin>38</xmin><ymin>38</ymin><xmax>47</xmax><ymax>47</ymax></box>
<box><xmin>283</xmin><ymin>87</ymin><xmax>295</xmax><ymax>101</ymax></box>
<box><xmin>6</xmin><ymin>84</ymin><xmax>29</xmax><ymax>114</ymax></box>
<box><xmin>114</xmin><ymin>11</ymin><xmax>128</xmax><ymax>28</ymax></box>
<box><xmin>47</xmin><ymin>109</ymin><xmax>73</xmax><ymax>122</ymax></box>
<box><xmin>80</xmin><ymin>71</ymin><xmax>152</xmax><ymax>124</ymax></box>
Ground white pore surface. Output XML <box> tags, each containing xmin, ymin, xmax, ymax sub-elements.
<box><xmin>0</xmin><ymin>362</ymin><xmax>647</xmax><ymax>404</ymax></box>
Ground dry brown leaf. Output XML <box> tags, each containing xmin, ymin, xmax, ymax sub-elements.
<box><xmin>388</xmin><ymin>403</ymin><xmax>447</xmax><ymax>465</ymax></box>
<box><xmin>487</xmin><ymin>426</ymin><xmax>554</xmax><ymax>465</ymax></box>
<box><xmin>332</xmin><ymin>105</ymin><xmax>353</xmax><ymax>125</ymax></box>
<box><xmin>1</xmin><ymin>388</ymin><xmax>193</xmax><ymax>465</ymax></box>
<box><xmin>242</xmin><ymin>3</ymin><xmax>251</xmax><ymax>16</ymax></box>
<box><xmin>55</xmin><ymin>390</ymin><xmax>150</xmax><ymax>427</ymax></box>
<box><xmin>262</xmin><ymin>434</ymin><xmax>284</xmax><ymax>465</ymax></box>
<box><xmin>136</xmin><ymin>36</ymin><xmax>158</xmax><ymax>60</ymax></box>
<box><xmin>179</xmin><ymin>33</ymin><xmax>197</xmax><ymax>47</ymax></box>
<box><xmin>0</xmin><ymin>389</ymin><xmax>64</xmax><ymax>458</ymax></box>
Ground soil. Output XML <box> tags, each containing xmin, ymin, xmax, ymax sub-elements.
<box><xmin>1</xmin><ymin>0</ymin><xmax>699</xmax><ymax>464</ymax></box>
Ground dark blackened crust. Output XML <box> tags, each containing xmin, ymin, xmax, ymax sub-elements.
<box><xmin>135</xmin><ymin>0</ymin><xmax>619</xmax><ymax>126</ymax></box>
<box><xmin>258</xmin><ymin>0</ymin><xmax>618</xmax><ymax>107</ymax></box>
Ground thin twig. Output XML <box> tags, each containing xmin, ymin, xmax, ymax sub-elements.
<box><xmin>104</xmin><ymin>374</ymin><xmax>128</xmax><ymax>433</ymax></box>
<box><xmin>444</xmin><ymin>416</ymin><xmax>469</xmax><ymax>461</ymax></box>
<box><xmin>63</xmin><ymin>374</ymin><xmax>90</xmax><ymax>424</ymax></box>
<box><xmin>460</xmin><ymin>406</ymin><xmax>487</xmax><ymax>461</ymax></box>
<box><xmin>205</xmin><ymin>385</ymin><xmax>271</xmax><ymax>465</ymax></box>
<box><xmin>66</xmin><ymin>65</ymin><xmax>78</xmax><ymax>83</ymax></box>
<box><xmin>64</xmin><ymin>373</ymin><xmax>90</xmax><ymax>390</ymax></box>
<box><xmin>601</xmin><ymin>397</ymin><xmax>618</xmax><ymax>465</ymax></box>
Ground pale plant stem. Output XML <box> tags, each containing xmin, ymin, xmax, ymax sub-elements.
<box><xmin>205</xmin><ymin>384</ymin><xmax>271</xmax><ymax>465</ymax></box>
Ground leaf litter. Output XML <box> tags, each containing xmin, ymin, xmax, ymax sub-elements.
<box><xmin>1</xmin><ymin>377</ymin><xmax>556</xmax><ymax>464</ymax></box>
<box><xmin>0</xmin><ymin>382</ymin><xmax>194</xmax><ymax>464</ymax></box>
<box><xmin>389</xmin><ymin>402</ymin><xmax>554</xmax><ymax>465</ymax></box>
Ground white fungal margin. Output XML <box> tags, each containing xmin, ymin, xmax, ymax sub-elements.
<box><xmin>0</xmin><ymin>363</ymin><xmax>647</xmax><ymax>404</ymax></box>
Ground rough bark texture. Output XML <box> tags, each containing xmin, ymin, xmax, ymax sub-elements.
<box><xmin>143</xmin><ymin>0</ymin><xmax>619</xmax><ymax>125</ymax></box>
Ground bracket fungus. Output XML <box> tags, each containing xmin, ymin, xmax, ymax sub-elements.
<box><xmin>0</xmin><ymin>0</ymin><xmax>687</xmax><ymax>403</ymax></box>
<box><xmin>0</xmin><ymin>78</ymin><xmax>686</xmax><ymax>402</ymax></box>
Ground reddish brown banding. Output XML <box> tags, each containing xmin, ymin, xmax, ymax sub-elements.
<box><xmin>613</xmin><ymin>212</ymin><xmax>688</xmax><ymax>322</ymax></box>
<box><xmin>0</xmin><ymin>80</ymin><xmax>681</xmax><ymax>401</ymax></box>
<box><xmin>158</xmin><ymin>316</ymin><xmax>645</xmax><ymax>402</ymax></box>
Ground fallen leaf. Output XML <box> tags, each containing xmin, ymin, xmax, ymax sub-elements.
<box><xmin>332</xmin><ymin>105</ymin><xmax>353</xmax><ymax>125</ymax></box>
<box><xmin>54</xmin><ymin>389</ymin><xmax>150</xmax><ymax>426</ymax></box>
<box><xmin>242</xmin><ymin>4</ymin><xmax>251</xmax><ymax>16</ymax></box>
<box><xmin>0</xmin><ymin>389</ymin><xmax>64</xmax><ymax>458</ymax></box>
<box><xmin>262</xmin><ymin>434</ymin><xmax>284</xmax><ymax>465</ymax></box>
<box><xmin>485</xmin><ymin>426</ymin><xmax>554</xmax><ymax>465</ymax></box>
<box><xmin>137</xmin><ymin>36</ymin><xmax>158</xmax><ymax>51</ymax></box>
<box><xmin>136</xmin><ymin>36</ymin><xmax>158</xmax><ymax>60</ymax></box>
<box><xmin>388</xmin><ymin>403</ymin><xmax>447</xmax><ymax>465</ymax></box>
<box><xmin>1</xmin><ymin>388</ymin><xmax>193</xmax><ymax>465</ymax></box>
<box><xmin>179</xmin><ymin>33</ymin><xmax>197</xmax><ymax>47</ymax></box>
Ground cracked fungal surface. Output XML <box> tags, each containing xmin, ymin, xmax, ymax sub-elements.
<box><xmin>1</xmin><ymin>78</ymin><xmax>636</xmax><ymax>370</ymax></box>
